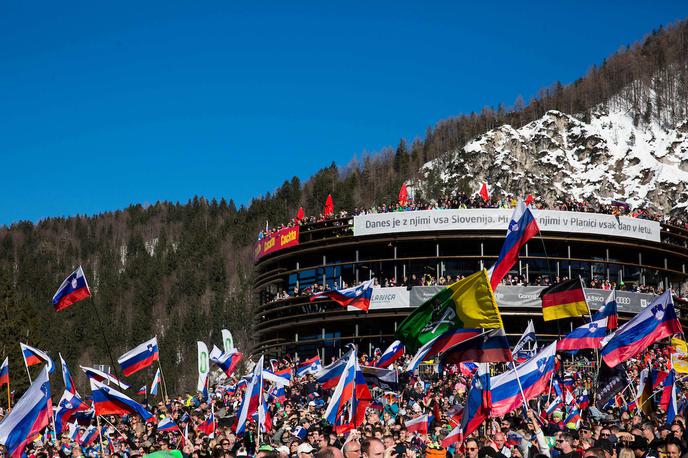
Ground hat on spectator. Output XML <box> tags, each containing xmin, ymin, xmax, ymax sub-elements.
<box><xmin>297</xmin><ymin>443</ymin><xmax>314</xmax><ymax>454</ymax></box>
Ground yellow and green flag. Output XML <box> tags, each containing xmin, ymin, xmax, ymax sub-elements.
<box><xmin>394</xmin><ymin>270</ymin><xmax>503</xmax><ymax>353</ymax></box>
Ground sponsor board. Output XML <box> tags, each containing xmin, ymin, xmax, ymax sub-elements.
<box><xmin>353</xmin><ymin>209</ymin><xmax>660</xmax><ymax>242</ymax></box>
<box><xmin>359</xmin><ymin>285</ymin><xmax>655</xmax><ymax>313</ymax></box>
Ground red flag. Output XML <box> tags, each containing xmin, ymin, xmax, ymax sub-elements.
<box><xmin>479</xmin><ymin>183</ymin><xmax>489</xmax><ymax>202</ymax></box>
<box><xmin>296</xmin><ymin>207</ymin><xmax>305</xmax><ymax>222</ymax></box>
<box><xmin>525</xmin><ymin>194</ymin><xmax>534</xmax><ymax>206</ymax></box>
<box><xmin>398</xmin><ymin>183</ymin><xmax>408</xmax><ymax>206</ymax></box>
<box><xmin>324</xmin><ymin>194</ymin><xmax>334</xmax><ymax>217</ymax></box>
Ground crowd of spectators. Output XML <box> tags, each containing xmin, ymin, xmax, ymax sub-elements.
<box><xmin>16</xmin><ymin>345</ymin><xmax>688</xmax><ymax>458</ymax></box>
<box><xmin>257</xmin><ymin>193</ymin><xmax>688</xmax><ymax>242</ymax></box>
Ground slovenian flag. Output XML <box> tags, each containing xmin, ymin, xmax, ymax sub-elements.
<box><xmin>375</xmin><ymin>340</ymin><xmax>405</xmax><ymax>368</ymax></box>
<box><xmin>52</xmin><ymin>266</ymin><xmax>91</xmax><ymax>312</ymax></box>
<box><xmin>0</xmin><ymin>367</ymin><xmax>52</xmax><ymax>458</ymax></box>
<box><xmin>20</xmin><ymin>343</ymin><xmax>54</xmax><ymax>374</ymax></box>
<box><xmin>297</xmin><ymin>355</ymin><xmax>322</xmax><ymax>378</ymax></box>
<box><xmin>79</xmin><ymin>425</ymin><xmax>99</xmax><ymax>447</ymax></box>
<box><xmin>117</xmin><ymin>337</ymin><xmax>159</xmax><ymax>377</ymax></box>
<box><xmin>490</xmin><ymin>342</ymin><xmax>557</xmax><ymax>417</ymax></box>
<box><xmin>458</xmin><ymin>363</ymin><xmax>491</xmax><ymax>438</ymax></box>
<box><xmin>90</xmin><ymin>379</ymin><xmax>153</xmax><ymax>420</ymax></box>
<box><xmin>0</xmin><ymin>357</ymin><xmax>8</xmax><ymax>388</ymax></box>
<box><xmin>488</xmin><ymin>200</ymin><xmax>540</xmax><ymax>290</ymax></box>
<box><xmin>157</xmin><ymin>416</ymin><xmax>180</xmax><ymax>432</ymax></box>
<box><xmin>55</xmin><ymin>390</ymin><xmax>90</xmax><ymax>434</ymax></box>
<box><xmin>310</xmin><ymin>279</ymin><xmax>375</xmax><ymax>312</ymax></box>
<box><xmin>557</xmin><ymin>315</ymin><xmax>609</xmax><ymax>351</ymax></box>
<box><xmin>601</xmin><ymin>290</ymin><xmax>682</xmax><ymax>367</ymax></box>
<box><xmin>136</xmin><ymin>386</ymin><xmax>147</xmax><ymax>396</ymax></box>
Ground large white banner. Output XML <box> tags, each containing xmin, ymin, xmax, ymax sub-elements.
<box><xmin>347</xmin><ymin>287</ymin><xmax>410</xmax><ymax>311</ymax></box>
<box><xmin>353</xmin><ymin>209</ymin><xmax>660</xmax><ymax>242</ymax></box>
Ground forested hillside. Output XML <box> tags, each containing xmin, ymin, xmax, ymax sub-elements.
<box><xmin>1</xmin><ymin>20</ymin><xmax>686</xmax><ymax>395</ymax></box>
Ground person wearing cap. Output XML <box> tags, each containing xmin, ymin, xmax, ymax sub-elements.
<box><xmin>298</xmin><ymin>442</ymin><xmax>315</xmax><ymax>458</ymax></box>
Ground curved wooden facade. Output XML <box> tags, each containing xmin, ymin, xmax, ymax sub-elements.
<box><xmin>253</xmin><ymin>215</ymin><xmax>688</xmax><ymax>358</ymax></box>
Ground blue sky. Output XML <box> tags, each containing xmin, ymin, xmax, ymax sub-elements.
<box><xmin>1</xmin><ymin>1</ymin><xmax>685</xmax><ymax>225</ymax></box>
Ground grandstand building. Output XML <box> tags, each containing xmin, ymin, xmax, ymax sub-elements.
<box><xmin>253</xmin><ymin>208</ymin><xmax>688</xmax><ymax>359</ymax></box>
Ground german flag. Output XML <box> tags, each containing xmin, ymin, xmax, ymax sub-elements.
<box><xmin>540</xmin><ymin>278</ymin><xmax>588</xmax><ymax>321</ymax></box>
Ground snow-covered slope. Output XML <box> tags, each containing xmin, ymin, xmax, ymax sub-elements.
<box><xmin>416</xmin><ymin>102</ymin><xmax>688</xmax><ymax>212</ymax></box>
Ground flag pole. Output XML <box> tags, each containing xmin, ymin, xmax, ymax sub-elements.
<box><xmin>88</xmin><ymin>297</ymin><xmax>123</xmax><ymax>382</ymax></box>
<box><xmin>22</xmin><ymin>350</ymin><xmax>32</xmax><ymax>385</ymax></box>
<box><xmin>157</xmin><ymin>358</ymin><xmax>170</xmax><ymax>404</ymax></box>
<box><xmin>6</xmin><ymin>378</ymin><xmax>10</xmax><ymax>410</ymax></box>
<box><xmin>97</xmin><ymin>415</ymin><xmax>105</xmax><ymax>458</ymax></box>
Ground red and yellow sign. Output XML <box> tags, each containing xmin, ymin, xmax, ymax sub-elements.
<box><xmin>255</xmin><ymin>226</ymin><xmax>300</xmax><ymax>260</ymax></box>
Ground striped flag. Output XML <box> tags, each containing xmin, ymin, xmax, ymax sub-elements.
<box><xmin>539</xmin><ymin>278</ymin><xmax>588</xmax><ymax>321</ymax></box>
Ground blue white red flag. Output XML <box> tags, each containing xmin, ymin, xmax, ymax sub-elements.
<box><xmin>512</xmin><ymin>320</ymin><xmax>536</xmax><ymax>355</ymax></box>
<box><xmin>601</xmin><ymin>290</ymin><xmax>682</xmax><ymax>367</ymax></box>
<box><xmin>297</xmin><ymin>355</ymin><xmax>322</xmax><ymax>377</ymax></box>
<box><xmin>557</xmin><ymin>315</ymin><xmax>608</xmax><ymax>351</ymax></box>
<box><xmin>79</xmin><ymin>425</ymin><xmax>99</xmax><ymax>447</ymax></box>
<box><xmin>157</xmin><ymin>416</ymin><xmax>180</xmax><ymax>432</ymax></box>
<box><xmin>81</xmin><ymin>366</ymin><xmax>130</xmax><ymax>390</ymax></box>
<box><xmin>210</xmin><ymin>349</ymin><xmax>243</xmax><ymax>378</ymax></box>
<box><xmin>315</xmin><ymin>354</ymin><xmax>350</xmax><ymax>389</ymax></box>
<box><xmin>90</xmin><ymin>379</ymin><xmax>153</xmax><ymax>420</ymax></box>
<box><xmin>236</xmin><ymin>356</ymin><xmax>263</xmax><ymax>435</ymax></box>
<box><xmin>595</xmin><ymin>290</ymin><xmax>619</xmax><ymax>330</ymax></box>
<box><xmin>0</xmin><ymin>357</ymin><xmax>8</xmax><ymax>388</ymax></box>
<box><xmin>117</xmin><ymin>337</ymin><xmax>159</xmax><ymax>377</ymax></box>
<box><xmin>406</xmin><ymin>329</ymin><xmax>484</xmax><ymax>373</ymax></box>
<box><xmin>441</xmin><ymin>328</ymin><xmax>513</xmax><ymax>364</ymax></box>
<box><xmin>577</xmin><ymin>394</ymin><xmax>590</xmax><ymax>410</ymax></box>
<box><xmin>0</xmin><ymin>367</ymin><xmax>52</xmax><ymax>458</ymax></box>
<box><xmin>488</xmin><ymin>201</ymin><xmax>540</xmax><ymax>290</ymax></box>
<box><xmin>20</xmin><ymin>343</ymin><xmax>54</xmax><ymax>374</ymax></box>
<box><xmin>324</xmin><ymin>350</ymin><xmax>371</xmax><ymax>433</ymax></box>
<box><xmin>660</xmin><ymin>370</ymin><xmax>675</xmax><ymax>411</ymax></box>
<box><xmin>652</xmin><ymin>370</ymin><xmax>670</xmax><ymax>390</ymax></box>
<box><xmin>459</xmin><ymin>363</ymin><xmax>491</xmax><ymax>438</ymax></box>
<box><xmin>545</xmin><ymin>396</ymin><xmax>564</xmax><ymax>416</ymax></box>
<box><xmin>310</xmin><ymin>279</ymin><xmax>375</xmax><ymax>312</ymax></box>
<box><xmin>136</xmin><ymin>385</ymin><xmax>147</xmax><ymax>396</ymax></box>
<box><xmin>55</xmin><ymin>390</ymin><xmax>90</xmax><ymax>434</ymax></box>
<box><xmin>52</xmin><ymin>266</ymin><xmax>91</xmax><ymax>312</ymax></box>
<box><xmin>150</xmin><ymin>368</ymin><xmax>161</xmax><ymax>396</ymax></box>
<box><xmin>67</xmin><ymin>423</ymin><xmax>81</xmax><ymax>442</ymax></box>
<box><xmin>263</xmin><ymin>368</ymin><xmax>290</xmax><ymax>387</ymax></box>
<box><xmin>667</xmin><ymin>372</ymin><xmax>678</xmax><ymax>425</ymax></box>
<box><xmin>564</xmin><ymin>406</ymin><xmax>581</xmax><ymax>428</ymax></box>
<box><xmin>490</xmin><ymin>341</ymin><xmax>557</xmax><ymax>417</ymax></box>
<box><xmin>375</xmin><ymin>340</ymin><xmax>405</xmax><ymax>368</ymax></box>
<box><xmin>59</xmin><ymin>354</ymin><xmax>77</xmax><ymax>395</ymax></box>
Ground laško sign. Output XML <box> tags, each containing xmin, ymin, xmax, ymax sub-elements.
<box><xmin>255</xmin><ymin>226</ymin><xmax>300</xmax><ymax>260</ymax></box>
